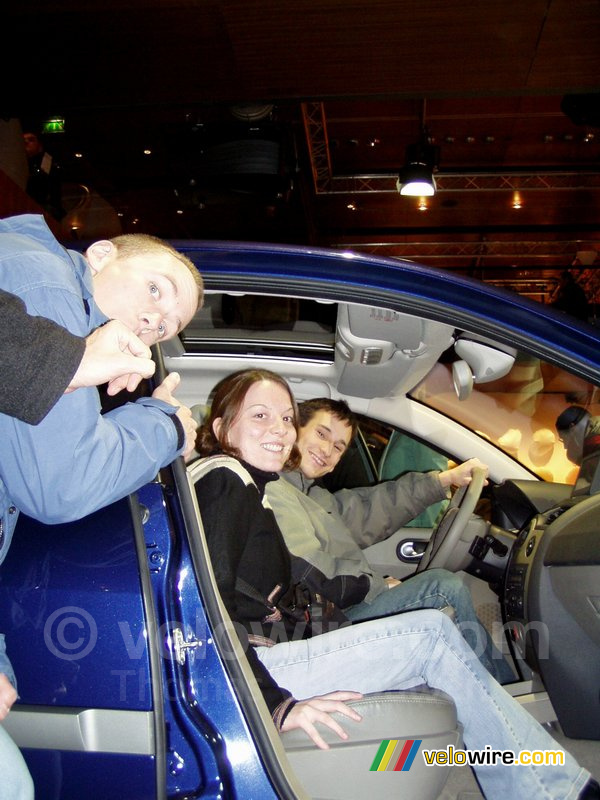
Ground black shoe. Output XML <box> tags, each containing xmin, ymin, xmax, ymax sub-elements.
<box><xmin>580</xmin><ymin>779</ymin><xmax>600</xmax><ymax>799</ymax></box>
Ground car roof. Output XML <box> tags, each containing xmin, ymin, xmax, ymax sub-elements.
<box><xmin>173</xmin><ymin>240</ymin><xmax>600</xmax><ymax>383</ymax></box>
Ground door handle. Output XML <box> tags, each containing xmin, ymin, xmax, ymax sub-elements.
<box><xmin>397</xmin><ymin>539</ymin><xmax>427</xmax><ymax>561</ymax></box>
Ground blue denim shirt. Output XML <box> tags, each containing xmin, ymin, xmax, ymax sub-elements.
<box><xmin>0</xmin><ymin>215</ymin><xmax>183</xmax><ymax>681</ymax></box>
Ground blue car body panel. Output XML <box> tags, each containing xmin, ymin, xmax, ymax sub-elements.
<box><xmin>2</xmin><ymin>498</ymin><xmax>150</xmax><ymax>711</ymax></box>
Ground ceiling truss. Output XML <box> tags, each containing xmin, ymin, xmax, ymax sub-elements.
<box><xmin>302</xmin><ymin>103</ymin><xmax>600</xmax><ymax>194</ymax></box>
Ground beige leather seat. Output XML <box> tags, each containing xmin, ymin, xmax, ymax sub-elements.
<box><xmin>282</xmin><ymin>686</ymin><xmax>461</xmax><ymax>800</ymax></box>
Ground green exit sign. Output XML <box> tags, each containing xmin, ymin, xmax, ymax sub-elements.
<box><xmin>42</xmin><ymin>118</ymin><xmax>65</xmax><ymax>134</ymax></box>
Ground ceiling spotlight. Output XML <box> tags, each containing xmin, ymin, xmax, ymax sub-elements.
<box><xmin>397</xmin><ymin>100</ymin><xmax>440</xmax><ymax>197</ymax></box>
<box><xmin>397</xmin><ymin>135</ymin><xmax>439</xmax><ymax>196</ymax></box>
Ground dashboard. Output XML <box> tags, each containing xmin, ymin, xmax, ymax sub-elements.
<box><xmin>497</xmin><ymin>480</ymin><xmax>600</xmax><ymax>740</ymax></box>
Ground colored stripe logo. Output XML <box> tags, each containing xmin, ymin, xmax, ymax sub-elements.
<box><xmin>369</xmin><ymin>739</ymin><xmax>422</xmax><ymax>771</ymax></box>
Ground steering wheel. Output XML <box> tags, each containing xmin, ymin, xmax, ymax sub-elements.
<box><xmin>416</xmin><ymin>466</ymin><xmax>487</xmax><ymax>573</ymax></box>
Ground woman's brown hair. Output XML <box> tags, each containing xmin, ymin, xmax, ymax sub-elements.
<box><xmin>196</xmin><ymin>368</ymin><xmax>301</xmax><ymax>470</ymax></box>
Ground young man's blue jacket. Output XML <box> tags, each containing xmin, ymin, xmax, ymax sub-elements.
<box><xmin>0</xmin><ymin>215</ymin><xmax>186</xmax><ymax>683</ymax></box>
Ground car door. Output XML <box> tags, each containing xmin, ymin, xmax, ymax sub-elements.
<box><xmin>0</xmin><ymin>464</ymin><xmax>302</xmax><ymax>800</ymax></box>
<box><xmin>0</xmin><ymin>494</ymin><xmax>164</xmax><ymax>799</ymax></box>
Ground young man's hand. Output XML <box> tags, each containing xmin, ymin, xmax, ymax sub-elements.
<box><xmin>439</xmin><ymin>457</ymin><xmax>488</xmax><ymax>489</ymax></box>
<box><xmin>67</xmin><ymin>320</ymin><xmax>156</xmax><ymax>395</ymax></box>
<box><xmin>0</xmin><ymin>673</ymin><xmax>17</xmax><ymax>721</ymax></box>
<box><xmin>152</xmin><ymin>372</ymin><xmax>198</xmax><ymax>460</ymax></box>
<box><xmin>385</xmin><ymin>576</ymin><xmax>402</xmax><ymax>589</ymax></box>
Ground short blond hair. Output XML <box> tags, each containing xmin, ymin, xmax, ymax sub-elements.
<box><xmin>110</xmin><ymin>233</ymin><xmax>204</xmax><ymax>312</ymax></box>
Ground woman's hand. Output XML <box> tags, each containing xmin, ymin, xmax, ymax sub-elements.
<box><xmin>280</xmin><ymin>691</ymin><xmax>363</xmax><ymax>750</ymax></box>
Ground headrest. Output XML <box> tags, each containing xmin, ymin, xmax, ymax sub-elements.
<box><xmin>556</xmin><ymin>405</ymin><xmax>588</xmax><ymax>432</ymax></box>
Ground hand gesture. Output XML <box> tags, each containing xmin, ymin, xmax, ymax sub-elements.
<box><xmin>280</xmin><ymin>691</ymin><xmax>363</xmax><ymax>750</ymax></box>
<box><xmin>68</xmin><ymin>319</ymin><xmax>156</xmax><ymax>395</ymax></box>
<box><xmin>152</xmin><ymin>372</ymin><xmax>197</xmax><ymax>460</ymax></box>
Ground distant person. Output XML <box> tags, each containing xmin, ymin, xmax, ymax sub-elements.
<box><xmin>556</xmin><ymin>405</ymin><xmax>600</xmax><ymax>487</ymax></box>
<box><xmin>550</xmin><ymin>267</ymin><xmax>590</xmax><ymax>322</ymax></box>
<box><xmin>555</xmin><ymin>406</ymin><xmax>598</xmax><ymax>465</ymax></box>
<box><xmin>23</xmin><ymin>130</ymin><xmax>65</xmax><ymax>220</ymax></box>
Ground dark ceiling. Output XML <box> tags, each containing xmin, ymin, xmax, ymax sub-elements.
<box><xmin>5</xmin><ymin>0</ymin><xmax>600</xmax><ymax>303</ymax></box>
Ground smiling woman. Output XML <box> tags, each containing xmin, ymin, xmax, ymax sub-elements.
<box><xmin>196</xmin><ymin>368</ymin><xmax>301</xmax><ymax>471</ymax></box>
<box><xmin>214</xmin><ymin>379</ymin><xmax>297</xmax><ymax>472</ymax></box>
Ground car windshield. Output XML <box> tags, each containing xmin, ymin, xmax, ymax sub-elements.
<box><xmin>410</xmin><ymin>353</ymin><xmax>600</xmax><ymax>484</ymax></box>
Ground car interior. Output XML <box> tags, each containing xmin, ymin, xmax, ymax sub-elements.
<box><xmin>162</xmin><ymin>288</ymin><xmax>600</xmax><ymax>798</ymax></box>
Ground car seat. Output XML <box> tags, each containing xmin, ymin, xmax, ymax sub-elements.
<box><xmin>282</xmin><ymin>686</ymin><xmax>461</xmax><ymax>800</ymax></box>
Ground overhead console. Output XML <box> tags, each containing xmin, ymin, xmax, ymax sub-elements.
<box><xmin>335</xmin><ymin>304</ymin><xmax>455</xmax><ymax>398</ymax></box>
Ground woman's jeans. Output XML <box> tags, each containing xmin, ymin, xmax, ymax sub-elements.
<box><xmin>345</xmin><ymin>568</ymin><xmax>515</xmax><ymax>684</ymax></box>
<box><xmin>0</xmin><ymin>723</ymin><xmax>34</xmax><ymax>800</ymax></box>
<box><xmin>257</xmin><ymin>608</ymin><xmax>589</xmax><ymax>800</ymax></box>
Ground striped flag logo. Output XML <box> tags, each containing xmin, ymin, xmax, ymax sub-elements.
<box><xmin>369</xmin><ymin>739</ymin><xmax>422</xmax><ymax>772</ymax></box>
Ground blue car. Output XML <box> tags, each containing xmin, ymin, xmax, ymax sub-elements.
<box><xmin>1</xmin><ymin>242</ymin><xmax>599</xmax><ymax>798</ymax></box>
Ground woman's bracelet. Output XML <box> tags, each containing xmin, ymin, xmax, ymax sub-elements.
<box><xmin>272</xmin><ymin>697</ymin><xmax>298</xmax><ymax>730</ymax></box>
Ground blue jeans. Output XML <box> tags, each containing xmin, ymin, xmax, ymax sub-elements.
<box><xmin>257</xmin><ymin>608</ymin><xmax>589</xmax><ymax>800</ymax></box>
<box><xmin>0</xmin><ymin>723</ymin><xmax>34</xmax><ymax>800</ymax></box>
<box><xmin>345</xmin><ymin>568</ymin><xmax>515</xmax><ymax>685</ymax></box>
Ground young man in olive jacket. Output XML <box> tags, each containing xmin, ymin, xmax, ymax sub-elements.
<box><xmin>265</xmin><ymin>398</ymin><xmax>514</xmax><ymax>684</ymax></box>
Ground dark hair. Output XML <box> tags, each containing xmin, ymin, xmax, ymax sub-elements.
<box><xmin>196</xmin><ymin>369</ymin><xmax>301</xmax><ymax>470</ymax></box>
<box><xmin>556</xmin><ymin>405</ymin><xmax>589</xmax><ymax>433</ymax></box>
<box><xmin>297</xmin><ymin>397</ymin><xmax>358</xmax><ymax>439</ymax></box>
